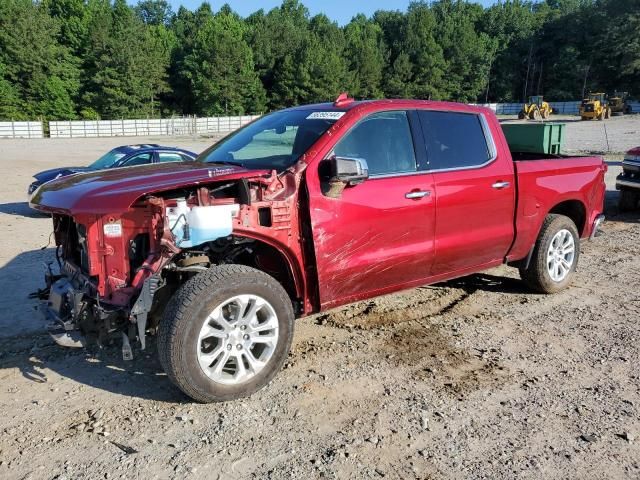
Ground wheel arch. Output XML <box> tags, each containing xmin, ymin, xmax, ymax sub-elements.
<box><xmin>548</xmin><ymin>199</ymin><xmax>587</xmax><ymax>236</ymax></box>
<box><xmin>229</xmin><ymin>232</ymin><xmax>306</xmax><ymax>312</ymax></box>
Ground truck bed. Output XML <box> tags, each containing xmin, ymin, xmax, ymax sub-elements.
<box><xmin>511</xmin><ymin>151</ymin><xmax>581</xmax><ymax>161</ymax></box>
<box><xmin>506</xmin><ymin>152</ymin><xmax>606</xmax><ymax>262</ymax></box>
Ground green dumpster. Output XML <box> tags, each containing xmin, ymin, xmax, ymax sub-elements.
<box><xmin>502</xmin><ymin>122</ymin><xmax>566</xmax><ymax>155</ymax></box>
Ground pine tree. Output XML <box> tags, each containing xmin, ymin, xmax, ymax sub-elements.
<box><xmin>183</xmin><ymin>6</ymin><xmax>266</xmax><ymax>115</ymax></box>
<box><xmin>344</xmin><ymin>15</ymin><xmax>385</xmax><ymax>99</ymax></box>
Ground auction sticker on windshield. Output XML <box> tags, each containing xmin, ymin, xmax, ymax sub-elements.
<box><xmin>306</xmin><ymin>112</ymin><xmax>346</xmax><ymax>120</ymax></box>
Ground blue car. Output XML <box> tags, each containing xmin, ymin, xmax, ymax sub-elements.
<box><xmin>28</xmin><ymin>144</ymin><xmax>198</xmax><ymax>199</ymax></box>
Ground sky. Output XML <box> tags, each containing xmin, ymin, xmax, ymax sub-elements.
<box><xmin>166</xmin><ymin>0</ymin><xmax>496</xmax><ymax>25</ymax></box>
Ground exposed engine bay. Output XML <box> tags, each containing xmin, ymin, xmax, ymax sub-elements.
<box><xmin>38</xmin><ymin>170</ymin><xmax>307</xmax><ymax>358</ymax></box>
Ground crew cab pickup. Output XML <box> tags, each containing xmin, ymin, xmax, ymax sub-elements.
<box><xmin>31</xmin><ymin>97</ymin><xmax>606</xmax><ymax>402</ymax></box>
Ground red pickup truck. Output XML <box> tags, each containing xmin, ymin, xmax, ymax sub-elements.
<box><xmin>31</xmin><ymin>97</ymin><xmax>606</xmax><ymax>402</ymax></box>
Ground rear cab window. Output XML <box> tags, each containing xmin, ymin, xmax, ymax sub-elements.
<box><xmin>417</xmin><ymin>110</ymin><xmax>494</xmax><ymax>171</ymax></box>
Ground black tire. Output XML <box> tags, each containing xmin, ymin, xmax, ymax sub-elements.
<box><xmin>158</xmin><ymin>264</ymin><xmax>295</xmax><ymax>403</ymax></box>
<box><xmin>519</xmin><ymin>214</ymin><xmax>580</xmax><ymax>294</ymax></box>
<box><xmin>619</xmin><ymin>189</ymin><xmax>639</xmax><ymax>212</ymax></box>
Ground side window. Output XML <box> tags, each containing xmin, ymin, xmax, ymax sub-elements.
<box><xmin>122</xmin><ymin>153</ymin><xmax>152</xmax><ymax>167</ymax></box>
<box><xmin>333</xmin><ymin>111</ymin><xmax>416</xmax><ymax>176</ymax></box>
<box><xmin>418</xmin><ymin>111</ymin><xmax>492</xmax><ymax>170</ymax></box>
<box><xmin>158</xmin><ymin>152</ymin><xmax>185</xmax><ymax>163</ymax></box>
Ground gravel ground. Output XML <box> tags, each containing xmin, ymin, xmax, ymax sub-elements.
<box><xmin>0</xmin><ymin>129</ymin><xmax>638</xmax><ymax>479</ymax></box>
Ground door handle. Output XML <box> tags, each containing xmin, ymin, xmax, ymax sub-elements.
<box><xmin>405</xmin><ymin>190</ymin><xmax>431</xmax><ymax>200</ymax></box>
<box><xmin>492</xmin><ymin>181</ymin><xmax>511</xmax><ymax>189</ymax></box>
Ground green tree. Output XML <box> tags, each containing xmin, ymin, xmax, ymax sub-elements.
<box><xmin>403</xmin><ymin>2</ymin><xmax>447</xmax><ymax>99</ymax></box>
<box><xmin>246</xmin><ymin>0</ymin><xmax>310</xmax><ymax>108</ymax></box>
<box><xmin>135</xmin><ymin>0</ymin><xmax>174</xmax><ymax>26</ymax></box>
<box><xmin>431</xmin><ymin>0</ymin><xmax>493</xmax><ymax>102</ymax></box>
<box><xmin>0</xmin><ymin>0</ymin><xmax>80</xmax><ymax>119</ymax></box>
<box><xmin>167</xmin><ymin>3</ymin><xmax>214</xmax><ymax>114</ymax></box>
<box><xmin>183</xmin><ymin>5</ymin><xmax>266</xmax><ymax>115</ymax></box>
<box><xmin>82</xmin><ymin>0</ymin><xmax>170</xmax><ymax>118</ymax></box>
<box><xmin>344</xmin><ymin>15</ymin><xmax>385</xmax><ymax>99</ymax></box>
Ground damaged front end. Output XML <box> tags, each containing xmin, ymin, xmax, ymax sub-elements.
<box><xmin>38</xmin><ymin>201</ymin><xmax>177</xmax><ymax>355</ymax></box>
<box><xmin>32</xmin><ymin>164</ymin><xmax>307</xmax><ymax>359</ymax></box>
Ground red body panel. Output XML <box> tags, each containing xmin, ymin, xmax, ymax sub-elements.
<box><xmin>429</xmin><ymin>110</ymin><xmax>515</xmax><ymax>274</ymax></box>
<box><xmin>308</xmin><ymin>173</ymin><xmax>436</xmax><ymax>309</ymax></box>
<box><xmin>303</xmin><ymin>101</ymin><xmax>605</xmax><ymax>311</ymax></box>
<box><xmin>31</xmin><ymin>162</ymin><xmax>268</xmax><ymax>215</ymax></box>
<box><xmin>31</xmin><ymin>99</ymin><xmax>606</xmax><ymax>317</ymax></box>
<box><xmin>507</xmin><ymin>157</ymin><xmax>607</xmax><ymax>262</ymax></box>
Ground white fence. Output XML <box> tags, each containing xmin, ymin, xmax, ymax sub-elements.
<box><xmin>477</xmin><ymin>100</ymin><xmax>640</xmax><ymax>115</ymax></box>
<box><xmin>0</xmin><ymin>121</ymin><xmax>44</xmax><ymax>139</ymax></box>
<box><xmin>48</xmin><ymin>115</ymin><xmax>261</xmax><ymax>139</ymax></box>
<box><xmin>476</xmin><ymin>101</ymin><xmax>582</xmax><ymax>115</ymax></box>
<box><xmin>2</xmin><ymin>101</ymin><xmax>639</xmax><ymax>140</ymax></box>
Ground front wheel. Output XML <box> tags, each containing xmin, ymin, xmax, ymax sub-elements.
<box><xmin>519</xmin><ymin>214</ymin><xmax>580</xmax><ymax>294</ymax></box>
<box><xmin>158</xmin><ymin>265</ymin><xmax>295</xmax><ymax>403</ymax></box>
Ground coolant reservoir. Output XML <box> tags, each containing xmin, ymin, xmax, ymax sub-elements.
<box><xmin>186</xmin><ymin>204</ymin><xmax>240</xmax><ymax>247</ymax></box>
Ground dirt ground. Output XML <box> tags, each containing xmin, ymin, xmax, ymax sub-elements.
<box><xmin>0</xmin><ymin>120</ymin><xmax>639</xmax><ymax>479</ymax></box>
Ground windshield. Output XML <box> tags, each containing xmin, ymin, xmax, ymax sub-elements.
<box><xmin>198</xmin><ymin>109</ymin><xmax>342</xmax><ymax>171</ymax></box>
<box><xmin>89</xmin><ymin>149</ymin><xmax>127</xmax><ymax>170</ymax></box>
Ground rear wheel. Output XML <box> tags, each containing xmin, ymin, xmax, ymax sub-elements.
<box><xmin>520</xmin><ymin>214</ymin><xmax>580</xmax><ymax>294</ymax></box>
<box><xmin>619</xmin><ymin>189</ymin><xmax>639</xmax><ymax>212</ymax></box>
<box><xmin>158</xmin><ymin>264</ymin><xmax>294</xmax><ymax>403</ymax></box>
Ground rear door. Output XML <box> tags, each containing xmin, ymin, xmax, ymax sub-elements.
<box><xmin>416</xmin><ymin>110</ymin><xmax>515</xmax><ymax>275</ymax></box>
<box><xmin>308</xmin><ymin>110</ymin><xmax>436</xmax><ymax>308</ymax></box>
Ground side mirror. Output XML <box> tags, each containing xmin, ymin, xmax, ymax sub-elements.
<box><xmin>330</xmin><ymin>156</ymin><xmax>369</xmax><ymax>185</ymax></box>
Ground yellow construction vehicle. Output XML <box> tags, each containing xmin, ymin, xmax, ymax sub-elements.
<box><xmin>579</xmin><ymin>92</ymin><xmax>611</xmax><ymax>120</ymax></box>
<box><xmin>518</xmin><ymin>95</ymin><xmax>553</xmax><ymax>120</ymax></box>
<box><xmin>609</xmin><ymin>91</ymin><xmax>631</xmax><ymax>116</ymax></box>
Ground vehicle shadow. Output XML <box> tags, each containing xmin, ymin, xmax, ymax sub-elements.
<box><xmin>437</xmin><ymin>272</ymin><xmax>532</xmax><ymax>295</ymax></box>
<box><xmin>0</xmin><ymin>201</ymin><xmax>49</xmax><ymax>218</ymax></box>
<box><xmin>0</xmin><ymin>335</ymin><xmax>188</xmax><ymax>403</ymax></box>
<box><xmin>0</xmin><ymin>247</ymin><xmax>188</xmax><ymax>403</ymax></box>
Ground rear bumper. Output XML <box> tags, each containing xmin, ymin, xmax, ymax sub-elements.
<box><xmin>590</xmin><ymin>214</ymin><xmax>605</xmax><ymax>240</ymax></box>
<box><xmin>616</xmin><ymin>173</ymin><xmax>640</xmax><ymax>191</ymax></box>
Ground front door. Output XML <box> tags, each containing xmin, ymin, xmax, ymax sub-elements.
<box><xmin>307</xmin><ymin>110</ymin><xmax>436</xmax><ymax>309</ymax></box>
